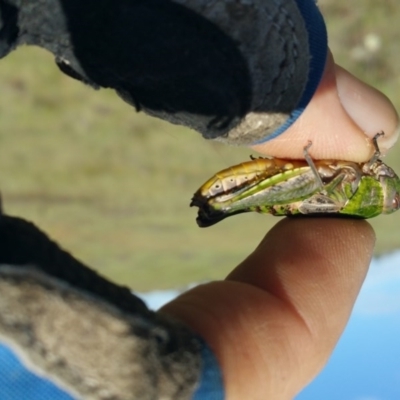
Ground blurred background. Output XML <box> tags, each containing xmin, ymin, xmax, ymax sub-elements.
<box><xmin>1</xmin><ymin>1</ymin><xmax>400</xmax><ymax>399</ymax></box>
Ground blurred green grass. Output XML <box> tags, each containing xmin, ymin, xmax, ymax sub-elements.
<box><xmin>1</xmin><ymin>2</ymin><xmax>400</xmax><ymax>291</ymax></box>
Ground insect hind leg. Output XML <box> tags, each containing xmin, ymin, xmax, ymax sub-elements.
<box><xmin>298</xmin><ymin>194</ymin><xmax>342</xmax><ymax>214</ymax></box>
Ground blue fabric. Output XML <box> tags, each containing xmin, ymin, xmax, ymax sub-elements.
<box><xmin>254</xmin><ymin>0</ymin><xmax>328</xmax><ymax>143</ymax></box>
<box><xmin>0</xmin><ymin>339</ymin><xmax>225</xmax><ymax>400</ymax></box>
<box><xmin>192</xmin><ymin>339</ymin><xmax>225</xmax><ymax>400</ymax></box>
<box><xmin>0</xmin><ymin>343</ymin><xmax>74</xmax><ymax>400</ymax></box>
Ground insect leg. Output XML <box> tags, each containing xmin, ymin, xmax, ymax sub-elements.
<box><xmin>364</xmin><ymin>131</ymin><xmax>384</xmax><ymax>170</ymax></box>
<box><xmin>303</xmin><ymin>141</ymin><xmax>325</xmax><ymax>192</ymax></box>
<box><xmin>298</xmin><ymin>194</ymin><xmax>342</xmax><ymax>214</ymax></box>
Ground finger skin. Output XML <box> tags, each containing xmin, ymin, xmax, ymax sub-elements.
<box><xmin>251</xmin><ymin>52</ymin><xmax>399</xmax><ymax>162</ymax></box>
<box><xmin>160</xmin><ymin>219</ymin><xmax>375</xmax><ymax>400</ymax></box>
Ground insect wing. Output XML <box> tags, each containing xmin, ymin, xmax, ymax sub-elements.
<box><xmin>191</xmin><ymin>158</ymin><xmax>315</xmax><ymax>226</ymax></box>
<box><xmin>194</xmin><ymin>158</ymin><xmax>308</xmax><ymax>200</ymax></box>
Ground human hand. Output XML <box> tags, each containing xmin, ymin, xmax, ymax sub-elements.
<box><xmin>160</xmin><ymin>56</ymin><xmax>398</xmax><ymax>399</ymax></box>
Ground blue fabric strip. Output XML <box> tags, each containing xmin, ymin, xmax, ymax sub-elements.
<box><xmin>192</xmin><ymin>339</ymin><xmax>225</xmax><ymax>400</ymax></box>
<box><xmin>254</xmin><ymin>0</ymin><xmax>328</xmax><ymax>144</ymax></box>
<box><xmin>0</xmin><ymin>343</ymin><xmax>74</xmax><ymax>400</ymax></box>
<box><xmin>0</xmin><ymin>338</ymin><xmax>225</xmax><ymax>400</ymax></box>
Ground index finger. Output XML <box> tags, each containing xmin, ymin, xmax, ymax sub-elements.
<box><xmin>161</xmin><ymin>218</ymin><xmax>375</xmax><ymax>399</ymax></box>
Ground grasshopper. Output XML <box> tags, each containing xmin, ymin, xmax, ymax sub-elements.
<box><xmin>191</xmin><ymin>132</ymin><xmax>400</xmax><ymax>227</ymax></box>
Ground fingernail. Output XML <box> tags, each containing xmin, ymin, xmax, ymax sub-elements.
<box><xmin>335</xmin><ymin>65</ymin><xmax>399</xmax><ymax>153</ymax></box>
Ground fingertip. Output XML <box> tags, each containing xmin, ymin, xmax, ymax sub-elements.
<box><xmin>228</xmin><ymin>218</ymin><xmax>375</xmax><ymax>382</ymax></box>
<box><xmin>232</xmin><ymin>218</ymin><xmax>375</xmax><ymax>338</ymax></box>
<box><xmin>251</xmin><ymin>53</ymin><xmax>399</xmax><ymax>161</ymax></box>
<box><xmin>335</xmin><ymin>64</ymin><xmax>400</xmax><ymax>154</ymax></box>
<box><xmin>233</xmin><ymin>218</ymin><xmax>375</xmax><ymax>293</ymax></box>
